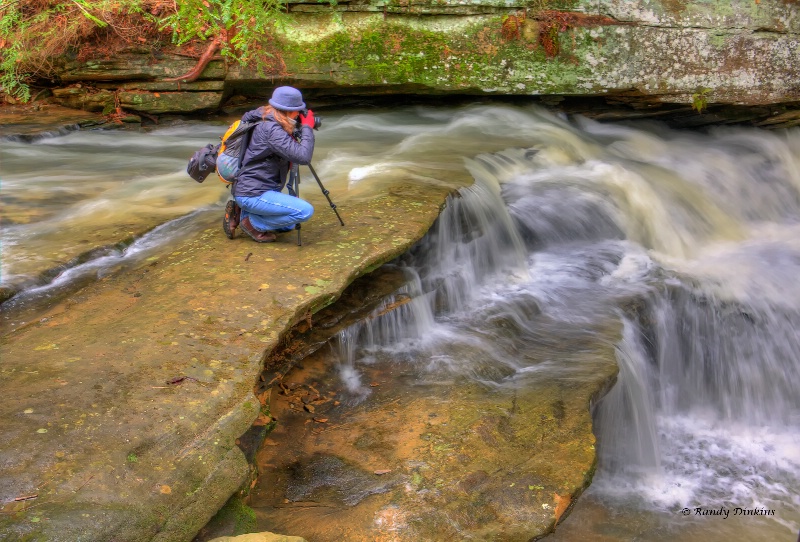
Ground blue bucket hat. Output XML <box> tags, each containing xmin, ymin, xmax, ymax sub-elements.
<box><xmin>268</xmin><ymin>86</ymin><xmax>306</xmax><ymax>111</ymax></box>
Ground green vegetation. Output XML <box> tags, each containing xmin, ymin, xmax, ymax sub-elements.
<box><xmin>202</xmin><ymin>494</ymin><xmax>258</xmax><ymax>536</ymax></box>
<box><xmin>0</xmin><ymin>0</ymin><xmax>287</xmax><ymax>102</ymax></box>
<box><xmin>0</xmin><ymin>2</ymin><xmax>27</xmax><ymax>101</ymax></box>
<box><xmin>692</xmin><ymin>86</ymin><xmax>711</xmax><ymax>113</ymax></box>
<box><xmin>158</xmin><ymin>0</ymin><xmax>287</xmax><ymax>69</ymax></box>
<box><xmin>0</xmin><ymin>0</ymin><xmax>154</xmax><ymax>101</ymax></box>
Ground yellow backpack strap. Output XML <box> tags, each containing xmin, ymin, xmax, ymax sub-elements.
<box><xmin>219</xmin><ymin>120</ymin><xmax>241</xmax><ymax>155</ymax></box>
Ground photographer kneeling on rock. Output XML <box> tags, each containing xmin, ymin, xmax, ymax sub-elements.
<box><xmin>224</xmin><ymin>86</ymin><xmax>317</xmax><ymax>243</ymax></box>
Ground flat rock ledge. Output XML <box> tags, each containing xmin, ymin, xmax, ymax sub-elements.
<box><xmin>0</xmin><ymin>181</ymin><xmax>451</xmax><ymax>542</ymax></box>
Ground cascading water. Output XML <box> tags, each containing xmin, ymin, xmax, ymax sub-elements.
<box><xmin>5</xmin><ymin>105</ymin><xmax>799</xmax><ymax>539</ymax></box>
<box><xmin>326</xmin><ymin>112</ymin><xmax>800</xmax><ymax>540</ymax></box>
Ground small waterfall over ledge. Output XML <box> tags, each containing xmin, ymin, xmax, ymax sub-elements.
<box><xmin>326</xmin><ymin>117</ymin><xmax>800</xmax><ymax>540</ymax></box>
<box><xmin>333</xmin><ymin>176</ymin><xmax>530</xmax><ymax>396</ymax></box>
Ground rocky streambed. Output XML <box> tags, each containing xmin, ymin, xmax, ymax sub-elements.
<box><xmin>8</xmin><ymin>98</ymin><xmax>792</xmax><ymax>542</ymax></box>
<box><xmin>0</xmin><ymin>170</ymin><xmax>461</xmax><ymax>541</ymax></box>
<box><xmin>195</xmin><ymin>263</ymin><xmax>620</xmax><ymax>541</ymax></box>
<box><xmin>0</xmin><ymin>122</ymin><xmax>618</xmax><ymax>542</ymax></box>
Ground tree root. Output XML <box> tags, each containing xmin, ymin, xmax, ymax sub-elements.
<box><xmin>164</xmin><ymin>36</ymin><xmax>222</xmax><ymax>83</ymax></box>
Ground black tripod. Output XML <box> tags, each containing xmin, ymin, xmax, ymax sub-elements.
<box><xmin>288</xmin><ymin>162</ymin><xmax>345</xmax><ymax>246</ymax></box>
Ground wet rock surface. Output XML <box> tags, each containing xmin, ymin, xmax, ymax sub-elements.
<box><xmin>0</xmin><ymin>177</ymin><xmax>452</xmax><ymax>541</ymax></box>
<box><xmin>244</xmin><ymin>319</ymin><xmax>619</xmax><ymax>541</ymax></box>
<box><xmin>0</xmin><ymin>104</ymin><xmax>106</xmax><ymax>140</ymax></box>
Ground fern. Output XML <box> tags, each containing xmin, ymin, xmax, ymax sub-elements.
<box><xmin>68</xmin><ymin>0</ymin><xmax>108</xmax><ymax>28</ymax></box>
<box><xmin>0</xmin><ymin>4</ymin><xmax>30</xmax><ymax>101</ymax></box>
<box><xmin>159</xmin><ymin>0</ymin><xmax>287</xmax><ymax>67</ymax></box>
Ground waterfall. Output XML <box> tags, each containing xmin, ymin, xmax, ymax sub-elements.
<box><xmin>6</xmin><ymin>105</ymin><xmax>799</xmax><ymax>538</ymax></box>
<box><xmin>327</xmin><ymin>111</ymin><xmax>800</xmax><ymax>539</ymax></box>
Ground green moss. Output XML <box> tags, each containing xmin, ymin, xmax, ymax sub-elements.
<box><xmin>202</xmin><ymin>494</ymin><xmax>258</xmax><ymax>536</ymax></box>
<box><xmin>709</xmin><ymin>32</ymin><xmax>727</xmax><ymax>49</ymax></box>
<box><xmin>231</xmin><ymin>499</ymin><xmax>257</xmax><ymax>535</ymax></box>
<box><xmin>277</xmin><ymin>13</ymin><xmax>605</xmax><ymax>94</ymax></box>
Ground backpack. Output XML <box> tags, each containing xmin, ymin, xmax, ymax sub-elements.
<box><xmin>186</xmin><ymin>120</ymin><xmax>261</xmax><ymax>184</ymax></box>
<box><xmin>216</xmin><ymin>120</ymin><xmax>261</xmax><ymax>184</ymax></box>
<box><xmin>186</xmin><ymin>143</ymin><xmax>219</xmax><ymax>183</ymax></box>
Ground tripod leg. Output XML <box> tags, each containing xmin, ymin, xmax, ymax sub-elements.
<box><xmin>307</xmin><ymin>163</ymin><xmax>345</xmax><ymax>226</ymax></box>
<box><xmin>294</xmin><ymin>164</ymin><xmax>302</xmax><ymax>246</ymax></box>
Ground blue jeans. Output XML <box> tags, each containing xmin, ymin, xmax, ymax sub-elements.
<box><xmin>235</xmin><ymin>190</ymin><xmax>314</xmax><ymax>232</ymax></box>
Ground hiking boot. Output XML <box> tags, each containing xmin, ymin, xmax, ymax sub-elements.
<box><xmin>223</xmin><ymin>200</ymin><xmax>241</xmax><ymax>239</ymax></box>
<box><xmin>239</xmin><ymin>216</ymin><xmax>277</xmax><ymax>243</ymax></box>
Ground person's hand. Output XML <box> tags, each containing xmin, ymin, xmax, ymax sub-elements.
<box><xmin>300</xmin><ymin>109</ymin><xmax>315</xmax><ymax>129</ymax></box>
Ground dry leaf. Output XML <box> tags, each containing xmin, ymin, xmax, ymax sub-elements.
<box><xmin>304</xmin><ymin>404</ymin><xmax>315</xmax><ymax>413</ymax></box>
<box><xmin>370</xmin><ymin>382</ymin><xmax>380</xmax><ymax>387</ymax></box>
<box><xmin>160</xmin><ymin>485</ymin><xmax>171</xmax><ymax>494</ymax></box>
<box><xmin>253</xmin><ymin>413</ymin><xmax>272</xmax><ymax>426</ymax></box>
<box><xmin>553</xmin><ymin>493</ymin><xmax>571</xmax><ymax>523</ymax></box>
<box><xmin>313</xmin><ymin>417</ymin><xmax>328</xmax><ymax>423</ymax></box>
<box><xmin>374</xmin><ymin>469</ymin><xmax>392</xmax><ymax>475</ymax></box>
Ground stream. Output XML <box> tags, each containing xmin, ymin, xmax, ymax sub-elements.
<box><xmin>3</xmin><ymin>104</ymin><xmax>799</xmax><ymax>540</ymax></box>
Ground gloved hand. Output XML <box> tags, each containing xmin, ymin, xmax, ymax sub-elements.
<box><xmin>300</xmin><ymin>109</ymin><xmax>315</xmax><ymax>130</ymax></box>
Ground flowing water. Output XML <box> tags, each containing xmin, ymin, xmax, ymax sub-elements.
<box><xmin>311</xmin><ymin>108</ymin><xmax>800</xmax><ymax>540</ymax></box>
<box><xmin>4</xmin><ymin>105</ymin><xmax>800</xmax><ymax>540</ymax></box>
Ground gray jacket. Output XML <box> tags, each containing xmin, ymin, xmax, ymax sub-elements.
<box><xmin>233</xmin><ymin>108</ymin><xmax>315</xmax><ymax>198</ymax></box>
